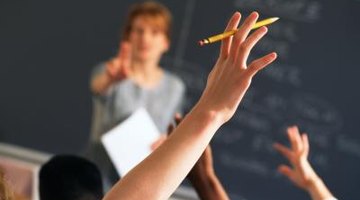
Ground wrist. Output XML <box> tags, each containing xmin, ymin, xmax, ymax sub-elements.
<box><xmin>306</xmin><ymin>175</ymin><xmax>323</xmax><ymax>191</ymax></box>
<box><xmin>189</xmin><ymin>170</ymin><xmax>229</xmax><ymax>200</ymax></box>
<box><xmin>306</xmin><ymin>177</ymin><xmax>334</xmax><ymax>200</ymax></box>
<box><xmin>188</xmin><ymin>167</ymin><xmax>215</xmax><ymax>183</ymax></box>
<box><xmin>105</xmin><ymin>70</ymin><xmax>117</xmax><ymax>84</ymax></box>
<box><xmin>189</xmin><ymin>170</ymin><xmax>217</xmax><ymax>189</ymax></box>
<box><xmin>191</xmin><ymin>101</ymin><xmax>226</xmax><ymax>128</ymax></box>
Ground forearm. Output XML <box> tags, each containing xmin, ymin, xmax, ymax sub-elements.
<box><xmin>102</xmin><ymin>104</ymin><xmax>224</xmax><ymax>200</ymax></box>
<box><xmin>189</xmin><ymin>171</ymin><xmax>229</xmax><ymax>200</ymax></box>
<box><xmin>91</xmin><ymin>72</ymin><xmax>114</xmax><ymax>94</ymax></box>
<box><xmin>307</xmin><ymin>177</ymin><xmax>335</xmax><ymax>200</ymax></box>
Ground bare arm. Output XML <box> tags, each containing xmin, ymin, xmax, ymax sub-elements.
<box><xmin>168</xmin><ymin>114</ymin><xmax>229</xmax><ymax>200</ymax></box>
<box><xmin>103</xmin><ymin>11</ymin><xmax>277</xmax><ymax>200</ymax></box>
<box><xmin>90</xmin><ymin>68</ymin><xmax>114</xmax><ymax>94</ymax></box>
<box><xmin>274</xmin><ymin>126</ymin><xmax>336</xmax><ymax>200</ymax></box>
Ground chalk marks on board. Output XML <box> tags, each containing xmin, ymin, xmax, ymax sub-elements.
<box><xmin>291</xmin><ymin>94</ymin><xmax>343</xmax><ymax>131</ymax></box>
<box><xmin>162</xmin><ymin>0</ymin><xmax>360</xmax><ymax>182</ymax></box>
<box><xmin>269</xmin><ymin>23</ymin><xmax>298</xmax><ymax>42</ymax></box>
<box><xmin>233</xmin><ymin>0</ymin><xmax>322</xmax><ymax>22</ymax></box>
<box><xmin>337</xmin><ymin>136</ymin><xmax>360</xmax><ymax>159</ymax></box>
<box><xmin>262</xmin><ymin>63</ymin><xmax>302</xmax><ymax>87</ymax></box>
<box><xmin>213</xmin><ymin>128</ymin><xmax>244</xmax><ymax>144</ymax></box>
<box><xmin>252</xmin><ymin>134</ymin><xmax>277</xmax><ymax>154</ymax></box>
<box><xmin>220</xmin><ymin>151</ymin><xmax>271</xmax><ymax>177</ymax></box>
<box><xmin>237</xmin><ymin>111</ymin><xmax>272</xmax><ymax>132</ymax></box>
<box><xmin>214</xmin><ymin>86</ymin><xmax>344</xmax><ymax>171</ymax></box>
<box><xmin>164</xmin><ymin>54</ymin><xmax>346</xmax><ymax>174</ymax></box>
<box><xmin>256</xmin><ymin>37</ymin><xmax>291</xmax><ymax>58</ymax></box>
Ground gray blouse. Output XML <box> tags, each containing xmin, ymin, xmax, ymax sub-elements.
<box><xmin>90</xmin><ymin>63</ymin><xmax>186</xmax><ymax>143</ymax></box>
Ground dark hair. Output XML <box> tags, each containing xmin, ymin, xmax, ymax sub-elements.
<box><xmin>39</xmin><ymin>155</ymin><xmax>103</xmax><ymax>200</ymax></box>
<box><xmin>122</xmin><ymin>1</ymin><xmax>172</xmax><ymax>41</ymax></box>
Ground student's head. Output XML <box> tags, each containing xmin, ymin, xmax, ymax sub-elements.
<box><xmin>39</xmin><ymin>155</ymin><xmax>103</xmax><ymax>200</ymax></box>
<box><xmin>122</xmin><ymin>1</ymin><xmax>172</xmax><ymax>62</ymax></box>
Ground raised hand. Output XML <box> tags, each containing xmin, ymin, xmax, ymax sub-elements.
<box><xmin>91</xmin><ymin>42</ymin><xmax>132</xmax><ymax>94</ymax></box>
<box><xmin>196</xmin><ymin>11</ymin><xmax>277</xmax><ymax>124</ymax></box>
<box><xmin>274</xmin><ymin>126</ymin><xmax>335</xmax><ymax>200</ymax></box>
<box><xmin>106</xmin><ymin>42</ymin><xmax>132</xmax><ymax>82</ymax></box>
<box><xmin>274</xmin><ymin>126</ymin><xmax>319</xmax><ymax>189</ymax></box>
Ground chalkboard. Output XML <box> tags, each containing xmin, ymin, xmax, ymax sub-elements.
<box><xmin>163</xmin><ymin>0</ymin><xmax>360</xmax><ymax>199</ymax></box>
<box><xmin>0</xmin><ymin>0</ymin><xmax>359</xmax><ymax>200</ymax></box>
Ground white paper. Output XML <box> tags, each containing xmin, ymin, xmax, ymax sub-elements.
<box><xmin>101</xmin><ymin>108</ymin><xmax>161</xmax><ymax>177</ymax></box>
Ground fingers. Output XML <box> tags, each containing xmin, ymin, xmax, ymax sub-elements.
<box><xmin>293</xmin><ymin>127</ymin><xmax>304</xmax><ymax>151</ymax></box>
<box><xmin>288</xmin><ymin>126</ymin><xmax>299</xmax><ymax>152</ymax></box>
<box><xmin>106</xmin><ymin>59</ymin><xmax>118</xmax><ymax>78</ymax></box>
<box><xmin>302</xmin><ymin>133</ymin><xmax>310</xmax><ymax>156</ymax></box>
<box><xmin>236</xmin><ymin>12</ymin><xmax>259</xmax><ymax>44</ymax></box>
<box><xmin>278</xmin><ymin>165</ymin><xmax>295</xmax><ymax>182</ymax></box>
<box><xmin>167</xmin><ymin>113</ymin><xmax>183</xmax><ymax>136</ymax></box>
<box><xmin>236</xmin><ymin>26</ymin><xmax>268</xmax><ymax>67</ymax></box>
<box><xmin>247</xmin><ymin>52</ymin><xmax>277</xmax><ymax>76</ymax></box>
<box><xmin>121</xmin><ymin>62</ymin><xmax>131</xmax><ymax>77</ymax></box>
<box><xmin>174</xmin><ymin>113</ymin><xmax>183</xmax><ymax>125</ymax></box>
<box><xmin>273</xmin><ymin>142</ymin><xmax>292</xmax><ymax>162</ymax></box>
<box><xmin>118</xmin><ymin>42</ymin><xmax>131</xmax><ymax>60</ymax></box>
<box><xmin>229</xmin><ymin>12</ymin><xmax>259</xmax><ymax>61</ymax></box>
<box><xmin>118</xmin><ymin>42</ymin><xmax>131</xmax><ymax>71</ymax></box>
<box><xmin>107</xmin><ymin>42</ymin><xmax>132</xmax><ymax>80</ymax></box>
<box><xmin>150</xmin><ymin>135</ymin><xmax>167</xmax><ymax>150</ymax></box>
<box><xmin>167</xmin><ymin>124</ymin><xmax>175</xmax><ymax>136</ymax></box>
<box><xmin>220</xmin><ymin>12</ymin><xmax>241</xmax><ymax>59</ymax></box>
<box><xmin>288</xmin><ymin>126</ymin><xmax>304</xmax><ymax>152</ymax></box>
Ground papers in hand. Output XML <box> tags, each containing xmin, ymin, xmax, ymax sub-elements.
<box><xmin>101</xmin><ymin>108</ymin><xmax>161</xmax><ymax>176</ymax></box>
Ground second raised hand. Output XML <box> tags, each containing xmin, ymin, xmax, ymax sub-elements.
<box><xmin>106</xmin><ymin>42</ymin><xmax>132</xmax><ymax>81</ymax></box>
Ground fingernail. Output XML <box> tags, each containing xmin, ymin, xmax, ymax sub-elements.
<box><xmin>233</xmin><ymin>11</ymin><xmax>241</xmax><ymax>18</ymax></box>
<box><xmin>261</xmin><ymin>26</ymin><xmax>268</xmax><ymax>32</ymax></box>
<box><xmin>252</xmin><ymin>11</ymin><xmax>259</xmax><ymax>18</ymax></box>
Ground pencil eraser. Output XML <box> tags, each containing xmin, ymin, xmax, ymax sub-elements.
<box><xmin>198</xmin><ymin>40</ymin><xmax>205</xmax><ymax>46</ymax></box>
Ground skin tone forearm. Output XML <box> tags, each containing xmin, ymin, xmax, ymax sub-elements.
<box><xmin>167</xmin><ymin>114</ymin><xmax>229</xmax><ymax>200</ymax></box>
<box><xmin>91</xmin><ymin>71</ymin><xmax>114</xmax><ymax>94</ymax></box>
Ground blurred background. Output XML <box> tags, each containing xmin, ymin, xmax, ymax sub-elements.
<box><xmin>1</xmin><ymin>0</ymin><xmax>360</xmax><ymax>199</ymax></box>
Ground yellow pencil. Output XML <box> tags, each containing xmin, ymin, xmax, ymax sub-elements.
<box><xmin>198</xmin><ymin>17</ymin><xmax>279</xmax><ymax>46</ymax></box>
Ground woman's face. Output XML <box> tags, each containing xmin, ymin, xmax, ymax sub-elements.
<box><xmin>128</xmin><ymin>16</ymin><xmax>169</xmax><ymax>63</ymax></box>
